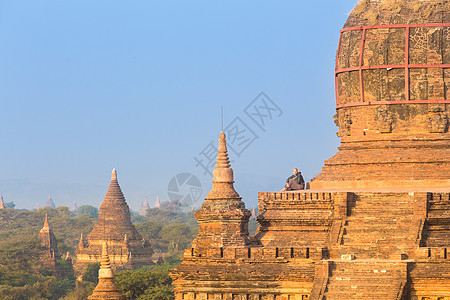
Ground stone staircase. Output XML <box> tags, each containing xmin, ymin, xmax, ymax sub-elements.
<box><xmin>321</xmin><ymin>260</ymin><xmax>407</xmax><ymax>299</ymax></box>
<box><xmin>333</xmin><ymin>192</ymin><xmax>417</xmax><ymax>259</ymax></box>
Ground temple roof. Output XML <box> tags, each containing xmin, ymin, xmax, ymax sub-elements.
<box><xmin>87</xmin><ymin>169</ymin><xmax>142</xmax><ymax>242</ymax></box>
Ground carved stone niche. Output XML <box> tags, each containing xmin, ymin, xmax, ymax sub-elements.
<box><xmin>336</xmin><ymin>110</ymin><xmax>352</xmax><ymax>137</ymax></box>
<box><xmin>376</xmin><ymin>106</ymin><xmax>394</xmax><ymax>133</ymax></box>
<box><xmin>427</xmin><ymin>106</ymin><xmax>448</xmax><ymax>133</ymax></box>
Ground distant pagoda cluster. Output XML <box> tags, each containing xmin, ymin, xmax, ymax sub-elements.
<box><xmin>75</xmin><ymin>169</ymin><xmax>154</xmax><ymax>272</ymax></box>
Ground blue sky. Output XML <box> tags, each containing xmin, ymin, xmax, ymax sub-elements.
<box><xmin>0</xmin><ymin>0</ymin><xmax>357</xmax><ymax>210</ymax></box>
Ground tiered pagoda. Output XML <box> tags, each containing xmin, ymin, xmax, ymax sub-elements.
<box><xmin>170</xmin><ymin>0</ymin><xmax>450</xmax><ymax>299</ymax></box>
<box><xmin>75</xmin><ymin>169</ymin><xmax>154</xmax><ymax>272</ymax></box>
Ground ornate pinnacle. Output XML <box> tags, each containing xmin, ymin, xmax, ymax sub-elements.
<box><xmin>98</xmin><ymin>243</ymin><xmax>114</xmax><ymax>279</ymax></box>
<box><xmin>78</xmin><ymin>233</ymin><xmax>85</xmax><ymax>249</ymax></box>
<box><xmin>112</xmin><ymin>169</ymin><xmax>117</xmax><ymax>181</ymax></box>
<box><xmin>43</xmin><ymin>214</ymin><xmax>49</xmax><ymax>229</ymax></box>
<box><xmin>211</xmin><ymin>131</ymin><xmax>234</xmax><ymax>184</ymax></box>
<box><xmin>215</xmin><ymin>131</ymin><xmax>231</xmax><ymax>168</ymax></box>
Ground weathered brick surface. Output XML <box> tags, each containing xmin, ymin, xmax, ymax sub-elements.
<box><xmin>171</xmin><ymin>1</ymin><xmax>450</xmax><ymax>299</ymax></box>
<box><xmin>312</xmin><ymin>0</ymin><xmax>450</xmax><ymax>190</ymax></box>
<box><xmin>75</xmin><ymin>170</ymin><xmax>153</xmax><ymax>272</ymax></box>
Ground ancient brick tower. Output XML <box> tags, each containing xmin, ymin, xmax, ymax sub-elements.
<box><xmin>88</xmin><ymin>243</ymin><xmax>126</xmax><ymax>300</ymax></box>
<box><xmin>191</xmin><ymin>131</ymin><xmax>252</xmax><ymax>253</ymax></box>
<box><xmin>75</xmin><ymin>169</ymin><xmax>153</xmax><ymax>271</ymax></box>
<box><xmin>39</xmin><ymin>214</ymin><xmax>60</xmax><ymax>270</ymax></box>
<box><xmin>171</xmin><ymin>1</ymin><xmax>450</xmax><ymax>299</ymax></box>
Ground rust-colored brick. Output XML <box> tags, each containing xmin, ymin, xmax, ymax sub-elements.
<box><xmin>75</xmin><ymin>169</ymin><xmax>154</xmax><ymax>272</ymax></box>
<box><xmin>171</xmin><ymin>1</ymin><xmax>450</xmax><ymax>299</ymax></box>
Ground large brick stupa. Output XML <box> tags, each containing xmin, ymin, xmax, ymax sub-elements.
<box><xmin>75</xmin><ymin>169</ymin><xmax>153</xmax><ymax>271</ymax></box>
<box><xmin>311</xmin><ymin>0</ymin><xmax>450</xmax><ymax>189</ymax></box>
<box><xmin>171</xmin><ymin>0</ymin><xmax>450</xmax><ymax>299</ymax></box>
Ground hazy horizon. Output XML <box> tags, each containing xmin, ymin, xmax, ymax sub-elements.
<box><xmin>0</xmin><ymin>0</ymin><xmax>357</xmax><ymax>210</ymax></box>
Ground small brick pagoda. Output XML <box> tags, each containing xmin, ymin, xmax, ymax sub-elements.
<box><xmin>39</xmin><ymin>214</ymin><xmax>60</xmax><ymax>271</ymax></box>
<box><xmin>75</xmin><ymin>169</ymin><xmax>153</xmax><ymax>272</ymax></box>
<box><xmin>170</xmin><ymin>0</ymin><xmax>450</xmax><ymax>299</ymax></box>
<box><xmin>88</xmin><ymin>243</ymin><xmax>126</xmax><ymax>300</ymax></box>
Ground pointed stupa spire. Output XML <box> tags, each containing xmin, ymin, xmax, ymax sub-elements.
<box><xmin>192</xmin><ymin>130</ymin><xmax>251</xmax><ymax>249</ymax></box>
<box><xmin>155</xmin><ymin>195</ymin><xmax>160</xmax><ymax>208</ymax></box>
<box><xmin>88</xmin><ymin>242</ymin><xmax>126</xmax><ymax>300</ymax></box>
<box><xmin>215</xmin><ymin>131</ymin><xmax>231</xmax><ymax>169</ymax></box>
<box><xmin>103</xmin><ymin>169</ymin><xmax>126</xmax><ymax>205</ymax></box>
<box><xmin>45</xmin><ymin>194</ymin><xmax>56</xmax><ymax>209</ymax></box>
<box><xmin>206</xmin><ymin>131</ymin><xmax>240</xmax><ymax>199</ymax></box>
<box><xmin>39</xmin><ymin>213</ymin><xmax>59</xmax><ymax>258</ymax></box>
<box><xmin>0</xmin><ymin>194</ymin><xmax>4</xmax><ymax>210</ymax></box>
<box><xmin>100</xmin><ymin>243</ymin><xmax>114</xmax><ymax>278</ymax></box>
<box><xmin>43</xmin><ymin>214</ymin><xmax>50</xmax><ymax>230</ymax></box>
<box><xmin>78</xmin><ymin>233</ymin><xmax>85</xmax><ymax>249</ymax></box>
<box><xmin>71</xmin><ymin>200</ymin><xmax>78</xmax><ymax>212</ymax></box>
<box><xmin>82</xmin><ymin>168</ymin><xmax>145</xmax><ymax>246</ymax></box>
<box><xmin>143</xmin><ymin>196</ymin><xmax>150</xmax><ymax>209</ymax></box>
<box><xmin>139</xmin><ymin>196</ymin><xmax>150</xmax><ymax>216</ymax></box>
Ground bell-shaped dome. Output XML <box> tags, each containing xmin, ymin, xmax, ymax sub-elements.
<box><xmin>311</xmin><ymin>0</ymin><xmax>450</xmax><ymax>189</ymax></box>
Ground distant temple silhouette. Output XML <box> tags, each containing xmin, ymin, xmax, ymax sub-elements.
<box><xmin>45</xmin><ymin>194</ymin><xmax>56</xmax><ymax>209</ymax></box>
<box><xmin>75</xmin><ymin>169</ymin><xmax>154</xmax><ymax>272</ymax></box>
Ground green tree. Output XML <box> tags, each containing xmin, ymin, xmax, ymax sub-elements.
<box><xmin>159</xmin><ymin>223</ymin><xmax>193</xmax><ymax>252</ymax></box>
<box><xmin>135</xmin><ymin>221</ymin><xmax>163</xmax><ymax>240</ymax></box>
<box><xmin>115</xmin><ymin>267</ymin><xmax>174</xmax><ymax>300</ymax></box>
<box><xmin>83</xmin><ymin>263</ymin><xmax>100</xmax><ymax>285</ymax></box>
<box><xmin>77</xmin><ymin>205</ymin><xmax>99</xmax><ymax>218</ymax></box>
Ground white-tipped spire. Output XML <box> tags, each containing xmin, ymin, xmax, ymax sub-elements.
<box><xmin>112</xmin><ymin>169</ymin><xmax>117</xmax><ymax>181</ymax></box>
<box><xmin>99</xmin><ymin>243</ymin><xmax>114</xmax><ymax>279</ymax></box>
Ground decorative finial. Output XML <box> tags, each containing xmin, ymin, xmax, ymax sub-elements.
<box><xmin>43</xmin><ymin>214</ymin><xmax>49</xmax><ymax>229</ymax></box>
<box><xmin>112</xmin><ymin>169</ymin><xmax>117</xmax><ymax>181</ymax></box>
<box><xmin>78</xmin><ymin>233</ymin><xmax>85</xmax><ymax>249</ymax></box>
<box><xmin>215</xmin><ymin>131</ymin><xmax>231</xmax><ymax>168</ymax></box>
<box><xmin>0</xmin><ymin>194</ymin><xmax>4</xmax><ymax>210</ymax></box>
<box><xmin>98</xmin><ymin>242</ymin><xmax>114</xmax><ymax>279</ymax></box>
